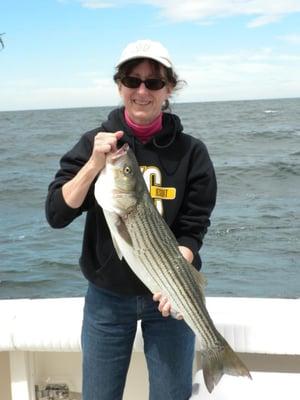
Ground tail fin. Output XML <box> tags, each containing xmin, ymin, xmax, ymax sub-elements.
<box><xmin>202</xmin><ymin>339</ymin><xmax>252</xmax><ymax>393</ymax></box>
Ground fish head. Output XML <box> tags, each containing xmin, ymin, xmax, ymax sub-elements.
<box><xmin>95</xmin><ymin>143</ymin><xmax>144</xmax><ymax>216</ymax></box>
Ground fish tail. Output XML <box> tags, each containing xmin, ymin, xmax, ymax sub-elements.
<box><xmin>202</xmin><ymin>339</ymin><xmax>252</xmax><ymax>393</ymax></box>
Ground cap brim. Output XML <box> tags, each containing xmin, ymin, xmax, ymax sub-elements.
<box><xmin>116</xmin><ymin>55</ymin><xmax>172</xmax><ymax>69</ymax></box>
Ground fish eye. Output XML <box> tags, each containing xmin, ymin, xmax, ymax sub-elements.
<box><xmin>123</xmin><ymin>165</ymin><xmax>132</xmax><ymax>175</ymax></box>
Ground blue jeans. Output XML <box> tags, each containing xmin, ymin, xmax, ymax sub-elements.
<box><xmin>81</xmin><ymin>283</ymin><xmax>195</xmax><ymax>400</ymax></box>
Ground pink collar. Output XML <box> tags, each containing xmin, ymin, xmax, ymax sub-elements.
<box><xmin>124</xmin><ymin>109</ymin><xmax>163</xmax><ymax>143</ymax></box>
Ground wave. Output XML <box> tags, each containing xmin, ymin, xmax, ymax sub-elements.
<box><xmin>245</xmin><ymin>128</ymin><xmax>299</xmax><ymax>139</ymax></box>
<box><xmin>211</xmin><ymin>223</ymin><xmax>298</xmax><ymax>237</ymax></box>
<box><xmin>0</xmin><ymin>152</ymin><xmax>61</xmax><ymax>167</ymax></box>
<box><xmin>0</xmin><ymin>278</ymin><xmax>85</xmax><ymax>300</ymax></box>
<box><xmin>216</xmin><ymin>160</ymin><xmax>300</xmax><ymax>180</ymax></box>
<box><xmin>268</xmin><ymin>161</ymin><xmax>300</xmax><ymax>177</ymax></box>
<box><xmin>264</xmin><ymin>109</ymin><xmax>278</xmax><ymax>114</ymax></box>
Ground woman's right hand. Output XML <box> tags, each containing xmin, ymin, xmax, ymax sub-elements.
<box><xmin>88</xmin><ymin>130</ymin><xmax>124</xmax><ymax>173</ymax></box>
<box><xmin>62</xmin><ymin>130</ymin><xmax>124</xmax><ymax>209</ymax></box>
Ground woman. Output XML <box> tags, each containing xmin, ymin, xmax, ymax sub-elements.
<box><xmin>46</xmin><ymin>39</ymin><xmax>217</xmax><ymax>400</ymax></box>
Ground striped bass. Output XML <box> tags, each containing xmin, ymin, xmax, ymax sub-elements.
<box><xmin>94</xmin><ymin>143</ymin><xmax>251</xmax><ymax>393</ymax></box>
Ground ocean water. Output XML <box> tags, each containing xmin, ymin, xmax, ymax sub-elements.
<box><xmin>0</xmin><ymin>98</ymin><xmax>299</xmax><ymax>300</ymax></box>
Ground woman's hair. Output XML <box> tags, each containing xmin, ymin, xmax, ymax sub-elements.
<box><xmin>113</xmin><ymin>58</ymin><xmax>185</xmax><ymax>111</ymax></box>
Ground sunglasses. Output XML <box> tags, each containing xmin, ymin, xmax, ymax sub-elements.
<box><xmin>121</xmin><ymin>76</ymin><xmax>166</xmax><ymax>90</ymax></box>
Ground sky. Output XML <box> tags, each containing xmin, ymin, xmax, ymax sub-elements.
<box><xmin>1</xmin><ymin>0</ymin><xmax>300</xmax><ymax>111</ymax></box>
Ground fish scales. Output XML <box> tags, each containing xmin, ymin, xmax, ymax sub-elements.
<box><xmin>94</xmin><ymin>143</ymin><xmax>252</xmax><ymax>393</ymax></box>
<box><xmin>126</xmin><ymin>194</ymin><xmax>217</xmax><ymax>347</ymax></box>
<box><xmin>130</xmin><ymin>207</ymin><xmax>168</xmax><ymax>295</ymax></box>
<box><xmin>131</xmin><ymin>188</ymin><xmax>226</xmax><ymax>349</ymax></box>
<box><xmin>131</xmin><ymin>203</ymin><xmax>184</xmax><ymax>299</ymax></box>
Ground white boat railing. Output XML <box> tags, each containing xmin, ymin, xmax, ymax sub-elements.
<box><xmin>0</xmin><ymin>297</ymin><xmax>299</xmax><ymax>399</ymax></box>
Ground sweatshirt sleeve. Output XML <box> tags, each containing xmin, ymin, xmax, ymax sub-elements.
<box><xmin>174</xmin><ymin>140</ymin><xmax>217</xmax><ymax>256</ymax></box>
<box><xmin>45</xmin><ymin>132</ymin><xmax>94</xmax><ymax>228</ymax></box>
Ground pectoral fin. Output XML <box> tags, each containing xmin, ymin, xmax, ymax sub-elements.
<box><xmin>116</xmin><ymin>218</ymin><xmax>133</xmax><ymax>247</ymax></box>
<box><xmin>104</xmin><ymin>210</ymin><xmax>133</xmax><ymax>260</ymax></box>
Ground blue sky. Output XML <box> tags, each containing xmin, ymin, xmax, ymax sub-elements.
<box><xmin>1</xmin><ymin>0</ymin><xmax>300</xmax><ymax>111</ymax></box>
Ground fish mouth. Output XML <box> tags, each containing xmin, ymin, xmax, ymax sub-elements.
<box><xmin>111</xmin><ymin>143</ymin><xmax>129</xmax><ymax>162</ymax></box>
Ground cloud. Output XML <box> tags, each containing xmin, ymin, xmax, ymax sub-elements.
<box><xmin>247</xmin><ymin>14</ymin><xmax>283</xmax><ymax>28</ymax></box>
<box><xmin>2</xmin><ymin>48</ymin><xmax>299</xmax><ymax>111</ymax></box>
<box><xmin>148</xmin><ymin>0</ymin><xmax>300</xmax><ymax>27</ymax></box>
<box><xmin>175</xmin><ymin>48</ymin><xmax>300</xmax><ymax>102</ymax></box>
<box><xmin>78</xmin><ymin>0</ymin><xmax>300</xmax><ymax>27</ymax></box>
<box><xmin>80</xmin><ymin>0</ymin><xmax>116</xmax><ymax>8</ymax></box>
<box><xmin>0</xmin><ymin>77</ymin><xmax>120</xmax><ymax>111</ymax></box>
<box><xmin>78</xmin><ymin>0</ymin><xmax>127</xmax><ymax>8</ymax></box>
<box><xmin>278</xmin><ymin>34</ymin><xmax>300</xmax><ymax>44</ymax></box>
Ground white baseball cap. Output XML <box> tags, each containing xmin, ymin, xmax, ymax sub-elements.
<box><xmin>116</xmin><ymin>39</ymin><xmax>173</xmax><ymax>69</ymax></box>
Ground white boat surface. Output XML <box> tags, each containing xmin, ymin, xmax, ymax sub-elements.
<box><xmin>0</xmin><ymin>296</ymin><xmax>299</xmax><ymax>400</ymax></box>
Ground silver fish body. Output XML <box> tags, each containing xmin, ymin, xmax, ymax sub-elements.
<box><xmin>94</xmin><ymin>143</ymin><xmax>251</xmax><ymax>393</ymax></box>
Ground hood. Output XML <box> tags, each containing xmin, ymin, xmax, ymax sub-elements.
<box><xmin>101</xmin><ymin>107</ymin><xmax>183</xmax><ymax>147</ymax></box>
<box><xmin>101</xmin><ymin>107</ymin><xmax>185</xmax><ymax>175</ymax></box>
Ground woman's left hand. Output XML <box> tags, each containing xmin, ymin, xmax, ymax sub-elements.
<box><xmin>153</xmin><ymin>246</ymin><xmax>193</xmax><ymax>319</ymax></box>
<box><xmin>178</xmin><ymin>246</ymin><xmax>194</xmax><ymax>263</ymax></box>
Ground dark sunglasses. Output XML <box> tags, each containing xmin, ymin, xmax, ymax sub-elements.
<box><xmin>121</xmin><ymin>76</ymin><xmax>166</xmax><ymax>90</ymax></box>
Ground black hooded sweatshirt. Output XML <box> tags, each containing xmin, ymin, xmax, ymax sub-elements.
<box><xmin>45</xmin><ymin>107</ymin><xmax>217</xmax><ymax>295</ymax></box>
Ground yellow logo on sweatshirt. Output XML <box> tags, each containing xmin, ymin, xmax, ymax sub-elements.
<box><xmin>150</xmin><ymin>186</ymin><xmax>176</xmax><ymax>200</ymax></box>
<box><xmin>140</xmin><ymin>166</ymin><xmax>176</xmax><ymax>215</ymax></box>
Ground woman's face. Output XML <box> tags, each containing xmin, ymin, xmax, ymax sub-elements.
<box><xmin>118</xmin><ymin>60</ymin><xmax>173</xmax><ymax>125</ymax></box>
